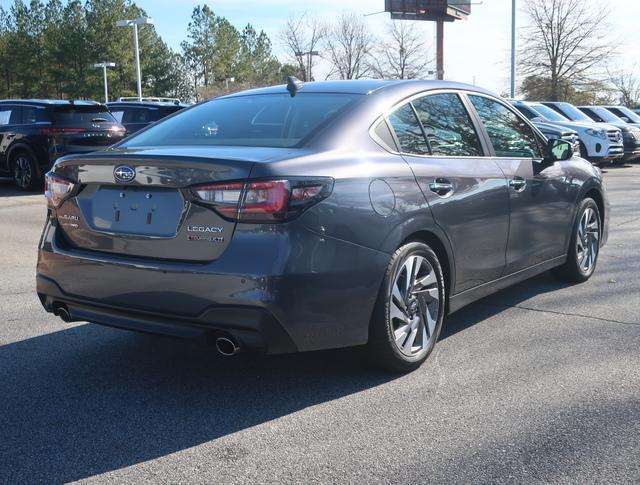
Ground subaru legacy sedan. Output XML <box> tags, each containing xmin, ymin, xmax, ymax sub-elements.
<box><xmin>37</xmin><ymin>80</ymin><xmax>608</xmax><ymax>372</ymax></box>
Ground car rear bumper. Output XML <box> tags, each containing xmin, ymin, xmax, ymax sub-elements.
<box><xmin>37</xmin><ymin>218</ymin><xmax>389</xmax><ymax>353</ymax></box>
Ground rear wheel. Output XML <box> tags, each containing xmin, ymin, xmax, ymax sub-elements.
<box><xmin>552</xmin><ymin>198</ymin><xmax>601</xmax><ymax>283</ymax></box>
<box><xmin>368</xmin><ymin>242</ymin><xmax>445</xmax><ymax>372</ymax></box>
<box><xmin>11</xmin><ymin>151</ymin><xmax>40</xmax><ymax>191</ymax></box>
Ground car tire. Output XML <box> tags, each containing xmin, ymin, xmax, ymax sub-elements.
<box><xmin>368</xmin><ymin>242</ymin><xmax>445</xmax><ymax>373</ymax></box>
<box><xmin>578</xmin><ymin>141</ymin><xmax>589</xmax><ymax>160</ymax></box>
<box><xmin>552</xmin><ymin>198</ymin><xmax>601</xmax><ymax>283</ymax></box>
<box><xmin>11</xmin><ymin>151</ymin><xmax>40</xmax><ymax>191</ymax></box>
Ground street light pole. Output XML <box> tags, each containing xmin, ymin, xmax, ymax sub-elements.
<box><xmin>295</xmin><ymin>50</ymin><xmax>320</xmax><ymax>82</ymax></box>
<box><xmin>116</xmin><ymin>17</ymin><xmax>154</xmax><ymax>102</ymax></box>
<box><xmin>94</xmin><ymin>62</ymin><xmax>116</xmax><ymax>103</ymax></box>
<box><xmin>511</xmin><ymin>0</ymin><xmax>516</xmax><ymax>98</ymax></box>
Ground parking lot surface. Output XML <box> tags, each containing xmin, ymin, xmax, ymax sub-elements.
<box><xmin>0</xmin><ymin>165</ymin><xmax>638</xmax><ymax>484</ymax></box>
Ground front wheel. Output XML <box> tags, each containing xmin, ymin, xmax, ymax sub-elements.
<box><xmin>368</xmin><ymin>242</ymin><xmax>445</xmax><ymax>372</ymax></box>
<box><xmin>552</xmin><ymin>198</ymin><xmax>601</xmax><ymax>283</ymax></box>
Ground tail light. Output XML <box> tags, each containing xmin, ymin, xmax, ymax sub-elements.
<box><xmin>191</xmin><ymin>178</ymin><xmax>333</xmax><ymax>222</ymax></box>
<box><xmin>44</xmin><ymin>173</ymin><xmax>76</xmax><ymax>208</ymax></box>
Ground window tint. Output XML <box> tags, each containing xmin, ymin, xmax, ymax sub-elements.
<box><xmin>515</xmin><ymin>105</ymin><xmax>537</xmax><ymax>120</ymax></box>
<box><xmin>110</xmin><ymin>110</ymin><xmax>125</xmax><ymax>123</ymax></box>
<box><xmin>412</xmin><ymin>94</ymin><xmax>482</xmax><ymax>156</ymax></box>
<box><xmin>122</xmin><ymin>93</ymin><xmax>358</xmax><ymax>148</ymax></box>
<box><xmin>469</xmin><ymin>95</ymin><xmax>542</xmax><ymax>158</ymax></box>
<box><xmin>53</xmin><ymin>106</ymin><xmax>117</xmax><ymax>125</ymax></box>
<box><xmin>22</xmin><ymin>106</ymin><xmax>49</xmax><ymax>124</ymax></box>
<box><xmin>387</xmin><ymin>103</ymin><xmax>429</xmax><ymax>155</ymax></box>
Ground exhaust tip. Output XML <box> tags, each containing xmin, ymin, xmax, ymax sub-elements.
<box><xmin>53</xmin><ymin>304</ymin><xmax>71</xmax><ymax>323</ymax></box>
<box><xmin>215</xmin><ymin>337</ymin><xmax>240</xmax><ymax>356</ymax></box>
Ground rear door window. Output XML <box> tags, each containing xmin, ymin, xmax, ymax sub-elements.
<box><xmin>387</xmin><ymin>104</ymin><xmax>429</xmax><ymax>155</ymax></box>
<box><xmin>21</xmin><ymin>106</ymin><xmax>49</xmax><ymax>124</ymax></box>
<box><xmin>412</xmin><ymin>93</ymin><xmax>483</xmax><ymax>157</ymax></box>
<box><xmin>469</xmin><ymin>95</ymin><xmax>542</xmax><ymax>159</ymax></box>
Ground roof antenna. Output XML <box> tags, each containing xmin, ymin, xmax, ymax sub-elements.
<box><xmin>286</xmin><ymin>76</ymin><xmax>304</xmax><ymax>97</ymax></box>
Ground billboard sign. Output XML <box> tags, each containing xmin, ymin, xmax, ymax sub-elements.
<box><xmin>384</xmin><ymin>0</ymin><xmax>471</xmax><ymax>21</ymax></box>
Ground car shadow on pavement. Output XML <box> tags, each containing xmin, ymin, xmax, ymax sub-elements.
<box><xmin>0</xmin><ymin>324</ymin><xmax>398</xmax><ymax>483</ymax></box>
<box><xmin>0</xmin><ymin>273</ymin><xmax>583</xmax><ymax>483</ymax></box>
<box><xmin>441</xmin><ymin>272</ymin><xmax>574</xmax><ymax>340</ymax></box>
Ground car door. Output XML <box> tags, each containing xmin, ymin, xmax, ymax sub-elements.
<box><xmin>387</xmin><ymin>92</ymin><xmax>510</xmax><ymax>293</ymax></box>
<box><xmin>467</xmin><ymin>94</ymin><xmax>576</xmax><ymax>274</ymax></box>
<box><xmin>0</xmin><ymin>105</ymin><xmax>21</xmax><ymax>174</ymax></box>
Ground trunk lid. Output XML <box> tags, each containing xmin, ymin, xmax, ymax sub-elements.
<box><xmin>51</xmin><ymin>146</ymin><xmax>296</xmax><ymax>262</ymax></box>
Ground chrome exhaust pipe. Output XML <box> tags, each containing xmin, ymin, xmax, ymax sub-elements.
<box><xmin>215</xmin><ymin>337</ymin><xmax>240</xmax><ymax>356</ymax></box>
<box><xmin>53</xmin><ymin>304</ymin><xmax>71</xmax><ymax>323</ymax></box>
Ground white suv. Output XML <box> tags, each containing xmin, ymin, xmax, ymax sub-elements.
<box><xmin>538</xmin><ymin>101</ymin><xmax>624</xmax><ymax>165</ymax></box>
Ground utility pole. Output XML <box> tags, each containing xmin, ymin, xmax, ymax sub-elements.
<box><xmin>511</xmin><ymin>0</ymin><xmax>516</xmax><ymax>98</ymax></box>
<box><xmin>116</xmin><ymin>17</ymin><xmax>154</xmax><ymax>101</ymax></box>
<box><xmin>436</xmin><ymin>19</ymin><xmax>444</xmax><ymax>80</ymax></box>
<box><xmin>94</xmin><ymin>62</ymin><xmax>116</xmax><ymax>103</ymax></box>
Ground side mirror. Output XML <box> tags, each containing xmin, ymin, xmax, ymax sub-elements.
<box><xmin>545</xmin><ymin>138</ymin><xmax>573</xmax><ymax>162</ymax></box>
<box><xmin>621</xmin><ymin>116</ymin><xmax>630</xmax><ymax>123</ymax></box>
<box><xmin>530</xmin><ymin>116</ymin><xmax>544</xmax><ymax>123</ymax></box>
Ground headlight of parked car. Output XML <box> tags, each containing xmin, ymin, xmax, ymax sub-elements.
<box><xmin>585</xmin><ymin>129</ymin><xmax>607</xmax><ymax>139</ymax></box>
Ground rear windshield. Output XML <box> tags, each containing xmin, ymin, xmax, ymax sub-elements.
<box><xmin>53</xmin><ymin>106</ymin><xmax>118</xmax><ymax>125</ymax></box>
<box><xmin>121</xmin><ymin>93</ymin><xmax>360</xmax><ymax>148</ymax></box>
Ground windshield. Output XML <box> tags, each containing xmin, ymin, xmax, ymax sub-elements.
<box><xmin>611</xmin><ymin>106</ymin><xmax>640</xmax><ymax>123</ymax></box>
<box><xmin>53</xmin><ymin>106</ymin><xmax>118</xmax><ymax>125</ymax></box>
<box><xmin>530</xmin><ymin>104</ymin><xmax>569</xmax><ymax>122</ymax></box>
<box><xmin>552</xmin><ymin>103</ymin><xmax>593</xmax><ymax>122</ymax></box>
<box><xmin>122</xmin><ymin>93</ymin><xmax>360</xmax><ymax>149</ymax></box>
<box><xmin>587</xmin><ymin>106</ymin><xmax>623</xmax><ymax>123</ymax></box>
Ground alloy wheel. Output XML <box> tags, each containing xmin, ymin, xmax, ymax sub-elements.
<box><xmin>13</xmin><ymin>156</ymin><xmax>32</xmax><ymax>189</ymax></box>
<box><xmin>576</xmin><ymin>207</ymin><xmax>600</xmax><ymax>273</ymax></box>
<box><xmin>389</xmin><ymin>255</ymin><xmax>440</xmax><ymax>357</ymax></box>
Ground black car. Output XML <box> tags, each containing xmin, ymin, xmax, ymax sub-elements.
<box><xmin>106</xmin><ymin>98</ymin><xmax>189</xmax><ymax>136</ymax></box>
<box><xmin>38</xmin><ymin>80</ymin><xmax>608</xmax><ymax>372</ymax></box>
<box><xmin>0</xmin><ymin>100</ymin><xmax>126</xmax><ymax>190</ymax></box>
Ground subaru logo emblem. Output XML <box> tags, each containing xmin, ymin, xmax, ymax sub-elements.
<box><xmin>114</xmin><ymin>165</ymin><xmax>135</xmax><ymax>183</ymax></box>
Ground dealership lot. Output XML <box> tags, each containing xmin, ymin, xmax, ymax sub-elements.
<box><xmin>0</xmin><ymin>165</ymin><xmax>639</xmax><ymax>483</ymax></box>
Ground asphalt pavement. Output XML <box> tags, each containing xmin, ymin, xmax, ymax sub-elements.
<box><xmin>0</xmin><ymin>164</ymin><xmax>638</xmax><ymax>484</ymax></box>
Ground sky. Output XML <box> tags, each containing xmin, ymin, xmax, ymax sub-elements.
<box><xmin>3</xmin><ymin>0</ymin><xmax>640</xmax><ymax>95</ymax></box>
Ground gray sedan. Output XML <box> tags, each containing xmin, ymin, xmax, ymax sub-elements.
<box><xmin>37</xmin><ymin>79</ymin><xmax>608</xmax><ymax>372</ymax></box>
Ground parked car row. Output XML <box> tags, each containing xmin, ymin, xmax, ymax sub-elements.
<box><xmin>509</xmin><ymin>99</ymin><xmax>640</xmax><ymax>166</ymax></box>
<box><xmin>0</xmin><ymin>98</ymin><xmax>187</xmax><ymax>190</ymax></box>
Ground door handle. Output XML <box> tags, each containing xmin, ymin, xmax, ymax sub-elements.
<box><xmin>509</xmin><ymin>177</ymin><xmax>526</xmax><ymax>191</ymax></box>
<box><xmin>429</xmin><ymin>178</ymin><xmax>454</xmax><ymax>196</ymax></box>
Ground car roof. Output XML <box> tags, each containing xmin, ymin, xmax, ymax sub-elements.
<box><xmin>221</xmin><ymin>79</ymin><xmax>497</xmax><ymax>98</ymax></box>
<box><xmin>106</xmin><ymin>101</ymin><xmax>189</xmax><ymax>108</ymax></box>
<box><xmin>0</xmin><ymin>99</ymin><xmax>104</xmax><ymax>107</ymax></box>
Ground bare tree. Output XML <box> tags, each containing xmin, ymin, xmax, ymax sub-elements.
<box><xmin>324</xmin><ymin>11</ymin><xmax>372</xmax><ymax>80</ymax></box>
<box><xmin>608</xmin><ymin>65</ymin><xmax>640</xmax><ymax>107</ymax></box>
<box><xmin>519</xmin><ymin>0</ymin><xmax>612</xmax><ymax>101</ymax></box>
<box><xmin>368</xmin><ymin>20</ymin><xmax>430</xmax><ymax>80</ymax></box>
<box><xmin>279</xmin><ymin>13</ymin><xmax>325</xmax><ymax>81</ymax></box>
